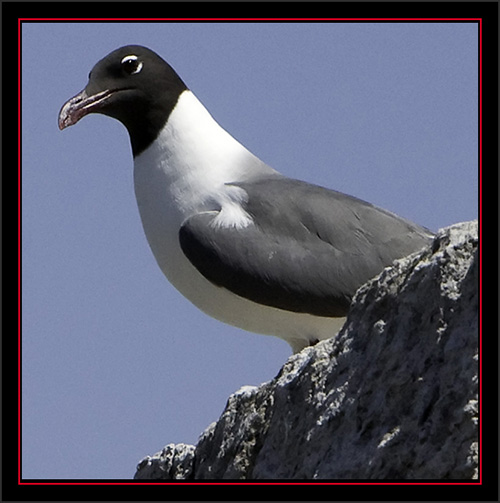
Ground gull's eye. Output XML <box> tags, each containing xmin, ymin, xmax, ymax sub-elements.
<box><xmin>121</xmin><ymin>55</ymin><xmax>143</xmax><ymax>75</ymax></box>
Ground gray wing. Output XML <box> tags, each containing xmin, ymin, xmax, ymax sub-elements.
<box><xmin>179</xmin><ymin>177</ymin><xmax>433</xmax><ymax>317</ymax></box>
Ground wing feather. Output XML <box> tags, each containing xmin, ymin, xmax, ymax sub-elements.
<box><xmin>179</xmin><ymin>177</ymin><xmax>433</xmax><ymax>317</ymax></box>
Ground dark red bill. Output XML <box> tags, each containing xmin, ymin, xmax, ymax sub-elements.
<box><xmin>58</xmin><ymin>89</ymin><xmax>115</xmax><ymax>130</ymax></box>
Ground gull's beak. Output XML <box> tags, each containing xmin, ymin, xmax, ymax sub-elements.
<box><xmin>58</xmin><ymin>88</ymin><xmax>115</xmax><ymax>130</ymax></box>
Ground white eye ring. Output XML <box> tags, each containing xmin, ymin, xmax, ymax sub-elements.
<box><xmin>121</xmin><ymin>55</ymin><xmax>143</xmax><ymax>75</ymax></box>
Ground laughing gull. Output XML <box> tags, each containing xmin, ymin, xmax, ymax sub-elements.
<box><xmin>59</xmin><ymin>45</ymin><xmax>433</xmax><ymax>353</ymax></box>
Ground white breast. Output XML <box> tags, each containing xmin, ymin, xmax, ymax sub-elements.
<box><xmin>133</xmin><ymin>91</ymin><xmax>342</xmax><ymax>352</ymax></box>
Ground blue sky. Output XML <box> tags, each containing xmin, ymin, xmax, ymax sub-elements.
<box><xmin>21</xmin><ymin>21</ymin><xmax>478</xmax><ymax>479</ymax></box>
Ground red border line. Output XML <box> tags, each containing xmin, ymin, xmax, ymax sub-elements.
<box><xmin>477</xmin><ymin>16</ymin><xmax>483</xmax><ymax>486</ymax></box>
<box><xmin>17</xmin><ymin>480</ymin><xmax>482</xmax><ymax>486</ymax></box>
<box><xmin>19</xmin><ymin>17</ymin><xmax>482</xmax><ymax>22</ymax></box>
<box><xmin>18</xmin><ymin>16</ymin><xmax>23</xmax><ymax>487</ymax></box>
<box><xmin>18</xmin><ymin>17</ymin><xmax>483</xmax><ymax>486</ymax></box>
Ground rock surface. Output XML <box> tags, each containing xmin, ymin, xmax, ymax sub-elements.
<box><xmin>134</xmin><ymin>221</ymin><xmax>479</xmax><ymax>480</ymax></box>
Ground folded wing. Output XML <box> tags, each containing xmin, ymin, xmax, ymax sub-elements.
<box><xmin>179</xmin><ymin>177</ymin><xmax>433</xmax><ymax>317</ymax></box>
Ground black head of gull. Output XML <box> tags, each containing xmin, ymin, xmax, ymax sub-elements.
<box><xmin>59</xmin><ymin>45</ymin><xmax>187</xmax><ymax>156</ymax></box>
<box><xmin>59</xmin><ymin>45</ymin><xmax>434</xmax><ymax>353</ymax></box>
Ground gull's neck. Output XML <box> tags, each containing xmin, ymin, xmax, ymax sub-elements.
<box><xmin>134</xmin><ymin>90</ymin><xmax>278</xmax><ymax>220</ymax></box>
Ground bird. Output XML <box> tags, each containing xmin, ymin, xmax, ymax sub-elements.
<box><xmin>59</xmin><ymin>45</ymin><xmax>433</xmax><ymax>353</ymax></box>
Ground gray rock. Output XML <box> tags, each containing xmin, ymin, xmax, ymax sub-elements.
<box><xmin>134</xmin><ymin>443</ymin><xmax>195</xmax><ymax>480</ymax></box>
<box><xmin>134</xmin><ymin>221</ymin><xmax>479</xmax><ymax>480</ymax></box>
